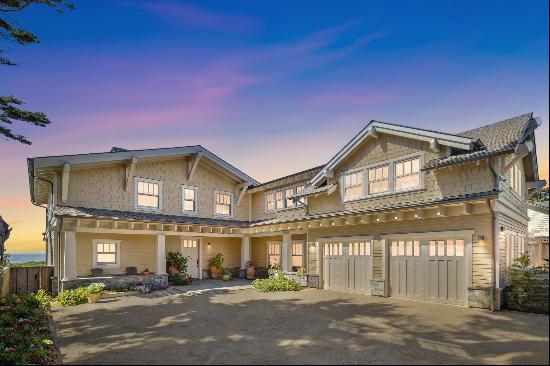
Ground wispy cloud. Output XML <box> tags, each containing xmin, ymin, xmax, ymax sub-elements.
<box><xmin>137</xmin><ymin>1</ymin><xmax>259</xmax><ymax>32</ymax></box>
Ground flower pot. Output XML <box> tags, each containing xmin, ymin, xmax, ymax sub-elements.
<box><xmin>222</xmin><ymin>274</ymin><xmax>231</xmax><ymax>281</ymax></box>
<box><xmin>245</xmin><ymin>267</ymin><xmax>255</xmax><ymax>280</ymax></box>
<box><xmin>168</xmin><ymin>265</ymin><xmax>180</xmax><ymax>275</ymax></box>
<box><xmin>210</xmin><ymin>266</ymin><xmax>221</xmax><ymax>279</ymax></box>
<box><xmin>87</xmin><ymin>293</ymin><xmax>101</xmax><ymax>303</ymax></box>
<box><xmin>183</xmin><ymin>276</ymin><xmax>193</xmax><ymax>285</ymax></box>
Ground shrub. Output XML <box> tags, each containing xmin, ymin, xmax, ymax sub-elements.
<box><xmin>167</xmin><ymin>251</ymin><xmax>188</xmax><ymax>273</ymax></box>
<box><xmin>169</xmin><ymin>272</ymin><xmax>187</xmax><ymax>285</ymax></box>
<box><xmin>209</xmin><ymin>253</ymin><xmax>224</xmax><ymax>269</ymax></box>
<box><xmin>27</xmin><ymin>289</ymin><xmax>53</xmax><ymax>307</ymax></box>
<box><xmin>506</xmin><ymin>253</ymin><xmax>549</xmax><ymax>314</ymax></box>
<box><xmin>252</xmin><ymin>277</ymin><xmax>301</xmax><ymax>292</ymax></box>
<box><xmin>87</xmin><ymin>282</ymin><xmax>106</xmax><ymax>295</ymax></box>
<box><xmin>0</xmin><ymin>293</ymin><xmax>57</xmax><ymax>364</ymax></box>
<box><xmin>55</xmin><ymin>287</ymin><xmax>90</xmax><ymax>307</ymax></box>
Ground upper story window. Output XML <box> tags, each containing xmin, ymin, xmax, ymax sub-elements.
<box><xmin>342</xmin><ymin>154</ymin><xmax>423</xmax><ymax>202</ymax></box>
<box><xmin>394</xmin><ymin>157</ymin><xmax>420</xmax><ymax>191</ymax></box>
<box><xmin>344</xmin><ymin>171</ymin><xmax>364</xmax><ymax>200</ymax></box>
<box><xmin>135</xmin><ymin>178</ymin><xmax>162</xmax><ymax>211</ymax></box>
<box><xmin>214</xmin><ymin>191</ymin><xmax>233</xmax><ymax>217</ymax></box>
<box><xmin>181</xmin><ymin>185</ymin><xmax>198</xmax><ymax>214</ymax></box>
<box><xmin>367</xmin><ymin>165</ymin><xmax>389</xmax><ymax>194</ymax></box>
<box><xmin>265</xmin><ymin>183</ymin><xmax>307</xmax><ymax>212</ymax></box>
<box><xmin>510</xmin><ymin>163</ymin><xmax>524</xmax><ymax>197</ymax></box>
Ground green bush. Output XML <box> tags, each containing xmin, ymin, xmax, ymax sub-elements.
<box><xmin>252</xmin><ymin>277</ymin><xmax>301</xmax><ymax>292</ymax></box>
<box><xmin>506</xmin><ymin>253</ymin><xmax>549</xmax><ymax>314</ymax></box>
<box><xmin>27</xmin><ymin>289</ymin><xmax>53</xmax><ymax>307</ymax></box>
<box><xmin>209</xmin><ymin>253</ymin><xmax>224</xmax><ymax>269</ymax></box>
<box><xmin>87</xmin><ymin>282</ymin><xmax>105</xmax><ymax>295</ymax></box>
<box><xmin>55</xmin><ymin>287</ymin><xmax>90</xmax><ymax>307</ymax></box>
<box><xmin>169</xmin><ymin>272</ymin><xmax>187</xmax><ymax>285</ymax></box>
<box><xmin>166</xmin><ymin>251</ymin><xmax>188</xmax><ymax>273</ymax></box>
<box><xmin>0</xmin><ymin>293</ymin><xmax>56</xmax><ymax>364</ymax></box>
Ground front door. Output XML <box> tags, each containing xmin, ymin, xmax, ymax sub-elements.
<box><xmin>181</xmin><ymin>238</ymin><xmax>199</xmax><ymax>278</ymax></box>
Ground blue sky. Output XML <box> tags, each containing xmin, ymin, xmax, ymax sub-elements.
<box><xmin>1</xmin><ymin>0</ymin><xmax>548</xmax><ymax>251</ymax></box>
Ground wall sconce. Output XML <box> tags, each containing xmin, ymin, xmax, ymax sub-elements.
<box><xmin>477</xmin><ymin>235</ymin><xmax>485</xmax><ymax>241</ymax></box>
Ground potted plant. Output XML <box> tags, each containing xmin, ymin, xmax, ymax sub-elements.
<box><xmin>209</xmin><ymin>253</ymin><xmax>224</xmax><ymax>279</ymax></box>
<box><xmin>222</xmin><ymin>270</ymin><xmax>232</xmax><ymax>281</ymax></box>
<box><xmin>183</xmin><ymin>275</ymin><xmax>193</xmax><ymax>285</ymax></box>
<box><xmin>87</xmin><ymin>282</ymin><xmax>105</xmax><ymax>303</ymax></box>
<box><xmin>167</xmin><ymin>251</ymin><xmax>188</xmax><ymax>275</ymax></box>
<box><xmin>245</xmin><ymin>260</ymin><xmax>255</xmax><ymax>280</ymax></box>
<box><xmin>142</xmin><ymin>268</ymin><xmax>151</xmax><ymax>275</ymax></box>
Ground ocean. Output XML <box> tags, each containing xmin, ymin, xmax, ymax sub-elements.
<box><xmin>6</xmin><ymin>252</ymin><xmax>46</xmax><ymax>264</ymax></box>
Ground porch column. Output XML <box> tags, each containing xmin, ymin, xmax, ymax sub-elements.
<box><xmin>62</xmin><ymin>231</ymin><xmax>77</xmax><ymax>281</ymax></box>
<box><xmin>281</xmin><ymin>231</ymin><xmax>292</xmax><ymax>271</ymax></box>
<box><xmin>156</xmin><ymin>234</ymin><xmax>166</xmax><ymax>275</ymax></box>
<box><xmin>240</xmin><ymin>236</ymin><xmax>250</xmax><ymax>269</ymax></box>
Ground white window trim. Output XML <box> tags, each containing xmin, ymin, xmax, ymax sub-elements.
<box><xmin>134</xmin><ymin>177</ymin><xmax>163</xmax><ymax>212</ymax></box>
<box><xmin>181</xmin><ymin>185</ymin><xmax>198</xmax><ymax>215</ymax></box>
<box><xmin>265</xmin><ymin>183</ymin><xmax>307</xmax><ymax>213</ymax></box>
<box><xmin>92</xmin><ymin>239</ymin><xmax>121</xmax><ymax>268</ymax></box>
<box><xmin>509</xmin><ymin>163</ymin><xmax>525</xmax><ymax>199</ymax></box>
<box><xmin>213</xmin><ymin>190</ymin><xmax>234</xmax><ymax>218</ymax></box>
<box><xmin>340</xmin><ymin>152</ymin><xmax>425</xmax><ymax>203</ymax></box>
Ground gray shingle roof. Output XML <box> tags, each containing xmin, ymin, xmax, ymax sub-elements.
<box><xmin>425</xmin><ymin>113</ymin><xmax>533</xmax><ymax>170</ymax></box>
<box><xmin>54</xmin><ymin>206</ymin><xmax>250</xmax><ymax>227</ymax></box>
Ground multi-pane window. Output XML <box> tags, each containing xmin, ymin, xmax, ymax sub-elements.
<box><xmin>136</xmin><ymin>178</ymin><xmax>161</xmax><ymax>210</ymax></box>
<box><xmin>344</xmin><ymin>171</ymin><xmax>363</xmax><ymax>200</ymax></box>
<box><xmin>395</xmin><ymin>158</ymin><xmax>420</xmax><ymax>191</ymax></box>
<box><xmin>510</xmin><ymin>163</ymin><xmax>524</xmax><ymax>197</ymax></box>
<box><xmin>428</xmin><ymin>239</ymin><xmax>464</xmax><ymax>257</ymax></box>
<box><xmin>182</xmin><ymin>186</ymin><xmax>197</xmax><ymax>213</ymax></box>
<box><xmin>324</xmin><ymin>243</ymin><xmax>344</xmax><ymax>256</ymax></box>
<box><xmin>215</xmin><ymin>192</ymin><xmax>232</xmax><ymax>216</ymax></box>
<box><xmin>94</xmin><ymin>240</ymin><xmax>119</xmax><ymax>267</ymax></box>
<box><xmin>292</xmin><ymin>242</ymin><xmax>303</xmax><ymax>269</ymax></box>
<box><xmin>349</xmin><ymin>241</ymin><xmax>371</xmax><ymax>256</ymax></box>
<box><xmin>268</xmin><ymin>242</ymin><xmax>281</xmax><ymax>268</ymax></box>
<box><xmin>266</xmin><ymin>184</ymin><xmax>307</xmax><ymax>212</ymax></box>
<box><xmin>182</xmin><ymin>239</ymin><xmax>197</xmax><ymax>248</ymax></box>
<box><xmin>368</xmin><ymin>165</ymin><xmax>389</xmax><ymax>194</ymax></box>
<box><xmin>391</xmin><ymin>240</ymin><xmax>420</xmax><ymax>257</ymax></box>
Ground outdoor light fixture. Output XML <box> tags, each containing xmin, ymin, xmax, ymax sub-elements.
<box><xmin>477</xmin><ymin>235</ymin><xmax>485</xmax><ymax>241</ymax></box>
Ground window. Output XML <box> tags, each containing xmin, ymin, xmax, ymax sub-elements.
<box><xmin>368</xmin><ymin>165</ymin><xmax>389</xmax><ymax>194</ymax></box>
<box><xmin>182</xmin><ymin>186</ymin><xmax>198</xmax><ymax>214</ymax></box>
<box><xmin>93</xmin><ymin>239</ymin><xmax>120</xmax><ymax>267</ymax></box>
<box><xmin>266</xmin><ymin>192</ymin><xmax>275</xmax><ymax>211</ymax></box>
<box><xmin>135</xmin><ymin>178</ymin><xmax>162</xmax><ymax>210</ymax></box>
<box><xmin>182</xmin><ymin>239</ymin><xmax>197</xmax><ymax>248</ymax></box>
<box><xmin>344</xmin><ymin>171</ymin><xmax>364</xmax><ymax>200</ymax></box>
<box><xmin>391</xmin><ymin>240</ymin><xmax>420</xmax><ymax>257</ymax></box>
<box><xmin>214</xmin><ymin>191</ymin><xmax>232</xmax><ymax>216</ymax></box>
<box><xmin>395</xmin><ymin>158</ymin><xmax>420</xmax><ymax>191</ymax></box>
<box><xmin>510</xmin><ymin>163</ymin><xmax>524</xmax><ymax>197</ymax></box>
<box><xmin>292</xmin><ymin>242</ymin><xmax>303</xmax><ymax>269</ymax></box>
<box><xmin>268</xmin><ymin>242</ymin><xmax>281</xmax><ymax>268</ymax></box>
<box><xmin>266</xmin><ymin>183</ymin><xmax>307</xmax><ymax>212</ymax></box>
<box><xmin>349</xmin><ymin>241</ymin><xmax>371</xmax><ymax>256</ymax></box>
<box><xmin>429</xmin><ymin>239</ymin><xmax>464</xmax><ymax>257</ymax></box>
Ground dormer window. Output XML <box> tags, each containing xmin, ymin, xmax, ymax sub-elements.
<box><xmin>368</xmin><ymin>165</ymin><xmax>389</xmax><ymax>194</ymax></box>
<box><xmin>135</xmin><ymin>178</ymin><xmax>162</xmax><ymax>211</ymax></box>
<box><xmin>510</xmin><ymin>163</ymin><xmax>524</xmax><ymax>197</ymax></box>
<box><xmin>395</xmin><ymin>158</ymin><xmax>420</xmax><ymax>191</ymax></box>
<box><xmin>265</xmin><ymin>183</ymin><xmax>307</xmax><ymax>212</ymax></box>
<box><xmin>214</xmin><ymin>191</ymin><xmax>233</xmax><ymax>217</ymax></box>
<box><xmin>344</xmin><ymin>171</ymin><xmax>364</xmax><ymax>200</ymax></box>
<box><xmin>182</xmin><ymin>185</ymin><xmax>198</xmax><ymax>214</ymax></box>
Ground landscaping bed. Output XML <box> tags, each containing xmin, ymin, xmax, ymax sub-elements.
<box><xmin>0</xmin><ymin>291</ymin><xmax>57</xmax><ymax>365</ymax></box>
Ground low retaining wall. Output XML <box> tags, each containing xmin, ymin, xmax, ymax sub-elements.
<box><xmin>54</xmin><ymin>274</ymin><xmax>168</xmax><ymax>292</ymax></box>
<box><xmin>283</xmin><ymin>272</ymin><xmax>320</xmax><ymax>288</ymax></box>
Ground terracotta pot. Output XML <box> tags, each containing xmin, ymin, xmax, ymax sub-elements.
<box><xmin>246</xmin><ymin>267</ymin><xmax>255</xmax><ymax>280</ymax></box>
<box><xmin>142</xmin><ymin>270</ymin><xmax>151</xmax><ymax>276</ymax></box>
<box><xmin>87</xmin><ymin>293</ymin><xmax>101</xmax><ymax>303</ymax></box>
<box><xmin>210</xmin><ymin>266</ymin><xmax>221</xmax><ymax>279</ymax></box>
<box><xmin>168</xmin><ymin>265</ymin><xmax>180</xmax><ymax>275</ymax></box>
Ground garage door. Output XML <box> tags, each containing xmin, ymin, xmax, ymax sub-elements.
<box><xmin>323</xmin><ymin>239</ymin><xmax>372</xmax><ymax>294</ymax></box>
<box><xmin>390</xmin><ymin>238</ymin><xmax>468</xmax><ymax>306</ymax></box>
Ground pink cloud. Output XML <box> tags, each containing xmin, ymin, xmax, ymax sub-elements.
<box><xmin>137</xmin><ymin>1</ymin><xmax>259</xmax><ymax>32</ymax></box>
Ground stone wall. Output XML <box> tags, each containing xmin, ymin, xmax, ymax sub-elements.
<box><xmin>54</xmin><ymin>274</ymin><xmax>168</xmax><ymax>293</ymax></box>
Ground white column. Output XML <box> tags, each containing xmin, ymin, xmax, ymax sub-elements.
<box><xmin>62</xmin><ymin>231</ymin><xmax>77</xmax><ymax>281</ymax></box>
<box><xmin>281</xmin><ymin>232</ymin><xmax>292</xmax><ymax>271</ymax></box>
<box><xmin>316</xmin><ymin>241</ymin><xmax>323</xmax><ymax>288</ymax></box>
<box><xmin>156</xmin><ymin>234</ymin><xmax>166</xmax><ymax>275</ymax></box>
<box><xmin>240</xmin><ymin>236</ymin><xmax>250</xmax><ymax>269</ymax></box>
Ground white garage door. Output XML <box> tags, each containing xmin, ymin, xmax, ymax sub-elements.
<box><xmin>390</xmin><ymin>237</ymin><xmax>468</xmax><ymax>306</ymax></box>
<box><xmin>323</xmin><ymin>239</ymin><xmax>372</xmax><ymax>294</ymax></box>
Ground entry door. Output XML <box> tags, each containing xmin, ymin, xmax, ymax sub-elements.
<box><xmin>390</xmin><ymin>238</ymin><xmax>468</xmax><ymax>306</ymax></box>
<box><xmin>323</xmin><ymin>239</ymin><xmax>372</xmax><ymax>294</ymax></box>
<box><xmin>181</xmin><ymin>238</ymin><xmax>199</xmax><ymax>278</ymax></box>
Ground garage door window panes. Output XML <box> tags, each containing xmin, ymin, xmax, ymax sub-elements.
<box><xmin>391</xmin><ymin>240</ymin><xmax>420</xmax><ymax>256</ymax></box>
<box><xmin>429</xmin><ymin>239</ymin><xmax>464</xmax><ymax>257</ymax></box>
<box><xmin>324</xmin><ymin>243</ymin><xmax>343</xmax><ymax>256</ymax></box>
<box><xmin>348</xmin><ymin>241</ymin><xmax>371</xmax><ymax>256</ymax></box>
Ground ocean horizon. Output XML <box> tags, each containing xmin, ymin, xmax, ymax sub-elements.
<box><xmin>5</xmin><ymin>252</ymin><xmax>46</xmax><ymax>264</ymax></box>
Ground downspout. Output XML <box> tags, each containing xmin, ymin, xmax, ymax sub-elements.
<box><xmin>486</xmin><ymin>157</ymin><xmax>499</xmax><ymax>312</ymax></box>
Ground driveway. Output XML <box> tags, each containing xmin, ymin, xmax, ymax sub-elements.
<box><xmin>53</xmin><ymin>284</ymin><xmax>549</xmax><ymax>365</ymax></box>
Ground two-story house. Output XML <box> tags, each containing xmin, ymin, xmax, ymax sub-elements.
<box><xmin>27</xmin><ymin>113</ymin><xmax>544</xmax><ymax>309</ymax></box>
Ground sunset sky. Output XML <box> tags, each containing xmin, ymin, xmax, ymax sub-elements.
<box><xmin>1</xmin><ymin>1</ymin><xmax>548</xmax><ymax>253</ymax></box>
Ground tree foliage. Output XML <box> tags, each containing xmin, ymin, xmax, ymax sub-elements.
<box><xmin>0</xmin><ymin>0</ymin><xmax>73</xmax><ymax>144</ymax></box>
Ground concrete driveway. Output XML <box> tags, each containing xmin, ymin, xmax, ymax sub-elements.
<box><xmin>53</xmin><ymin>285</ymin><xmax>549</xmax><ymax>365</ymax></box>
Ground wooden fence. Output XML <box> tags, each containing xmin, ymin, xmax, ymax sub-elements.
<box><xmin>0</xmin><ymin>266</ymin><xmax>54</xmax><ymax>296</ymax></box>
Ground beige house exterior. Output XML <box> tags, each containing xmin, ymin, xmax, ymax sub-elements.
<box><xmin>27</xmin><ymin>113</ymin><xmax>545</xmax><ymax>309</ymax></box>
